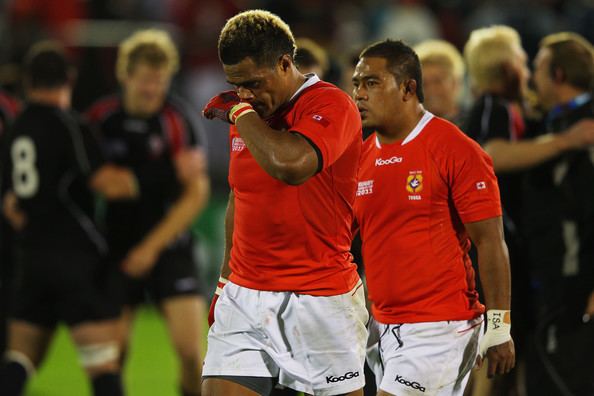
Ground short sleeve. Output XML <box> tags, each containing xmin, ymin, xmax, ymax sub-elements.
<box><xmin>442</xmin><ymin>133</ymin><xmax>502</xmax><ymax>223</ymax></box>
<box><xmin>290</xmin><ymin>89</ymin><xmax>360</xmax><ymax>170</ymax></box>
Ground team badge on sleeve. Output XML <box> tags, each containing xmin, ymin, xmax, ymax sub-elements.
<box><xmin>312</xmin><ymin>114</ymin><xmax>330</xmax><ymax>127</ymax></box>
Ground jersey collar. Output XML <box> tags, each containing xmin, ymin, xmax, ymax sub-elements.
<box><xmin>374</xmin><ymin>111</ymin><xmax>434</xmax><ymax>148</ymax></box>
<box><xmin>289</xmin><ymin>73</ymin><xmax>320</xmax><ymax>102</ymax></box>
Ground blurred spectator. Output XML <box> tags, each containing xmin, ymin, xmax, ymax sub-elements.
<box><xmin>524</xmin><ymin>31</ymin><xmax>594</xmax><ymax>396</ymax></box>
<box><xmin>414</xmin><ymin>39</ymin><xmax>466</xmax><ymax>125</ymax></box>
<box><xmin>294</xmin><ymin>37</ymin><xmax>330</xmax><ymax>79</ymax></box>
<box><xmin>464</xmin><ymin>25</ymin><xmax>594</xmax><ymax>396</ymax></box>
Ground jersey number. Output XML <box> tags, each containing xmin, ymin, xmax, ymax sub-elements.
<box><xmin>11</xmin><ymin>136</ymin><xmax>39</xmax><ymax>198</ymax></box>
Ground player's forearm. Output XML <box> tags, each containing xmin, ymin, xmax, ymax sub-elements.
<box><xmin>476</xmin><ymin>239</ymin><xmax>512</xmax><ymax>310</ymax></box>
<box><xmin>483</xmin><ymin>135</ymin><xmax>566</xmax><ymax>173</ymax></box>
<box><xmin>220</xmin><ymin>191</ymin><xmax>234</xmax><ymax>279</ymax></box>
<box><xmin>142</xmin><ymin>174</ymin><xmax>210</xmax><ymax>253</ymax></box>
<box><xmin>235</xmin><ymin>113</ymin><xmax>316</xmax><ymax>185</ymax></box>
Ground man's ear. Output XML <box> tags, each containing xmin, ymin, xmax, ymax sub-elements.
<box><xmin>403</xmin><ymin>79</ymin><xmax>417</xmax><ymax>101</ymax></box>
<box><xmin>278</xmin><ymin>54</ymin><xmax>293</xmax><ymax>73</ymax></box>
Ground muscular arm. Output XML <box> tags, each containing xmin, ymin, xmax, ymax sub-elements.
<box><xmin>465</xmin><ymin>216</ymin><xmax>511</xmax><ymax>310</ymax></box>
<box><xmin>122</xmin><ymin>149</ymin><xmax>210</xmax><ymax>276</ymax></box>
<box><xmin>235</xmin><ymin>112</ymin><xmax>319</xmax><ymax>185</ymax></box>
<box><xmin>220</xmin><ymin>190</ymin><xmax>234</xmax><ymax>279</ymax></box>
<box><xmin>484</xmin><ymin>119</ymin><xmax>594</xmax><ymax>172</ymax></box>
<box><xmin>466</xmin><ymin>216</ymin><xmax>515</xmax><ymax>377</ymax></box>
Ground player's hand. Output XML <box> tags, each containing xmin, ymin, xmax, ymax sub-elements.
<box><xmin>121</xmin><ymin>243</ymin><xmax>159</xmax><ymax>278</ymax></box>
<box><xmin>202</xmin><ymin>91</ymin><xmax>255</xmax><ymax>124</ymax></box>
<box><xmin>174</xmin><ymin>148</ymin><xmax>206</xmax><ymax>184</ymax></box>
<box><xmin>475</xmin><ymin>309</ymin><xmax>515</xmax><ymax>378</ymax></box>
<box><xmin>91</xmin><ymin>164</ymin><xmax>139</xmax><ymax>199</ymax></box>
<box><xmin>476</xmin><ymin>339</ymin><xmax>515</xmax><ymax>378</ymax></box>
<box><xmin>208</xmin><ymin>277</ymin><xmax>228</xmax><ymax>327</ymax></box>
<box><xmin>560</xmin><ymin>118</ymin><xmax>594</xmax><ymax>150</ymax></box>
<box><xmin>2</xmin><ymin>191</ymin><xmax>27</xmax><ymax>231</ymax></box>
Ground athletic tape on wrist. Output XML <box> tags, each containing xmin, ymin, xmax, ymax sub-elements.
<box><xmin>229</xmin><ymin>103</ymin><xmax>255</xmax><ymax>124</ymax></box>
<box><xmin>479</xmin><ymin>309</ymin><xmax>511</xmax><ymax>356</ymax></box>
<box><xmin>215</xmin><ymin>276</ymin><xmax>229</xmax><ymax>296</ymax></box>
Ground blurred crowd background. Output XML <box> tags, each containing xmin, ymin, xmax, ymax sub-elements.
<box><xmin>0</xmin><ymin>0</ymin><xmax>593</xmax><ymax>395</ymax></box>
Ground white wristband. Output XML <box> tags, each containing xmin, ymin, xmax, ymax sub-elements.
<box><xmin>479</xmin><ymin>309</ymin><xmax>511</xmax><ymax>357</ymax></box>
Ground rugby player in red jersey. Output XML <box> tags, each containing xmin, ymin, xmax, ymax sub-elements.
<box><xmin>201</xmin><ymin>10</ymin><xmax>367</xmax><ymax>396</ymax></box>
<box><xmin>352</xmin><ymin>39</ymin><xmax>515</xmax><ymax>395</ymax></box>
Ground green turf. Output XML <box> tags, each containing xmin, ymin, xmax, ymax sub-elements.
<box><xmin>25</xmin><ymin>306</ymin><xmax>200</xmax><ymax>396</ymax></box>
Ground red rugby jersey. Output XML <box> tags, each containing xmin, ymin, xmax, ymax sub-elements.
<box><xmin>354</xmin><ymin>112</ymin><xmax>502</xmax><ymax>323</ymax></box>
<box><xmin>228</xmin><ymin>75</ymin><xmax>362</xmax><ymax>295</ymax></box>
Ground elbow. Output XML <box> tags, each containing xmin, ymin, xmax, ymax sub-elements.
<box><xmin>273</xmin><ymin>162</ymin><xmax>311</xmax><ymax>185</ymax></box>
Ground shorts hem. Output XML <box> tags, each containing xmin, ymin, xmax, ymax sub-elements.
<box><xmin>311</xmin><ymin>380</ymin><xmax>365</xmax><ymax>396</ymax></box>
<box><xmin>202</xmin><ymin>368</ymin><xmax>276</xmax><ymax>378</ymax></box>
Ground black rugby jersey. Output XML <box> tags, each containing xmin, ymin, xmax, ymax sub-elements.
<box><xmin>0</xmin><ymin>103</ymin><xmax>106</xmax><ymax>252</ymax></box>
<box><xmin>86</xmin><ymin>95</ymin><xmax>206</xmax><ymax>255</ymax></box>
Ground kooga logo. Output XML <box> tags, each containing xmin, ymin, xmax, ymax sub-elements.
<box><xmin>395</xmin><ymin>375</ymin><xmax>426</xmax><ymax>392</ymax></box>
<box><xmin>326</xmin><ymin>371</ymin><xmax>359</xmax><ymax>383</ymax></box>
<box><xmin>375</xmin><ymin>156</ymin><xmax>403</xmax><ymax>166</ymax></box>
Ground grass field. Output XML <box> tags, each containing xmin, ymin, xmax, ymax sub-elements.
<box><xmin>26</xmin><ymin>307</ymin><xmax>206</xmax><ymax>396</ymax></box>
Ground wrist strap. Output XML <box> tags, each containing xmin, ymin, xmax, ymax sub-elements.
<box><xmin>479</xmin><ymin>309</ymin><xmax>512</xmax><ymax>356</ymax></box>
<box><xmin>230</xmin><ymin>102</ymin><xmax>255</xmax><ymax>124</ymax></box>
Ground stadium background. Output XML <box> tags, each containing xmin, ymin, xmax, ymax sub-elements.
<box><xmin>0</xmin><ymin>0</ymin><xmax>592</xmax><ymax>394</ymax></box>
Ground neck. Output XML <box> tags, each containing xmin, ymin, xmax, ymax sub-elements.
<box><xmin>285</xmin><ymin>66</ymin><xmax>307</xmax><ymax>103</ymax></box>
<box><xmin>377</xmin><ymin>104</ymin><xmax>425</xmax><ymax>144</ymax></box>
<box><xmin>28</xmin><ymin>88</ymin><xmax>70</xmax><ymax>109</ymax></box>
<box><xmin>555</xmin><ymin>85</ymin><xmax>588</xmax><ymax>107</ymax></box>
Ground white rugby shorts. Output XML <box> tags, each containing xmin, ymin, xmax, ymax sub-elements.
<box><xmin>203</xmin><ymin>280</ymin><xmax>369</xmax><ymax>395</ymax></box>
<box><xmin>366</xmin><ymin>316</ymin><xmax>483</xmax><ymax>396</ymax></box>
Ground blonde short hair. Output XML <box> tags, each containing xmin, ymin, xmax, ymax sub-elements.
<box><xmin>464</xmin><ymin>25</ymin><xmax>522</xmax><ymax>91</ymax></box>
<box><xmin>218</xmin><ymin>10</ymin><xmax>295</xmax><ymax>66</ymax></box>
<box><xmin>415</xmin><ymin>40</ymin><xmax>464</xmax><ymax>81</ymax></box>
<box><xmin>116</xmin><ymin>29</ymin><xmax>179</xmax><ymax>82</ymax></box>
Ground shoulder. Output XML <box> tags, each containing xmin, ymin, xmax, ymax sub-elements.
<box><xmin>425</xmin><ymin>116</ymin><xmax>486</xmax><ymax>158</ymax></box>
<box><xmin>298</xmin><ymin>81</ymin><xmax>356</xmax><ymax>110</ymax></box>
<box><xmin>163</xmin><ymin>94</ymin><xmax>196</xmax><ymax>119</ymax></box>
<box><xmin>85</xmin><ymin>94</ymin><xmax>122</xmax><ymax>124</ymax></box>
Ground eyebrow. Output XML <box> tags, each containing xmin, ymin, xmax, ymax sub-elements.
<box><xmin>352</xmin><ymin>74</ymin><xmax>381</xmax><ymax>82</ymax></box>
<box><xmin>226</xmin><ymin>79</ymin><xmax>259</xmax><ymax>87</ymax></box>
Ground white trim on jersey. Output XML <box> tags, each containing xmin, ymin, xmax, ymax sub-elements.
<box><xmin>401</xmin><ymin>110</ymin><xmax>434</xmax><ymax>146</ymax></box>
<box><xmin>289</xmin><ymin>73</ymin><xmax>320</xmax><ymax>102</ymax></box>
<box><xmin>374</xmin><ymin>111</ymin><xmax>435</xmax><ymax>149</ymax></box>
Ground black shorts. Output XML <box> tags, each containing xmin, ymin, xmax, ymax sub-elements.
<box><xmin>121</xmin><ymin>246</ymin><xmax>202</xmax><ymax>306</ymax></box>
<box><xmin>11</xmin><ymin>243</ymin><xmax>121</xmax><ymax>328</ymax></box>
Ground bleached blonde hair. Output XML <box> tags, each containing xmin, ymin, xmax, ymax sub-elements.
<box><xmin>415</xmin><ymin>39</ymin><xmax>464</xmax><ymax>82</ymax></box>
<box><xmin>464</xmin><ymin>25</ymin><xmax>522</xmax><ymax>91</ymax></box>
<box><xmin>116</xmin><ymin>29</ymin><xmax>179</xmax><ymax>82</ymax></box>
<box><xmin>218</xmin><ymin>10</ymin><xmax>296</xmax><ymax>66</ymax></box>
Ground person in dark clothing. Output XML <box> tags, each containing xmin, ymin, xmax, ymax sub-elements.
<box><xmin>86</xmin><ymin>29</ymin><xmax>210</xmax><ymax>396</ymax></box>
<box><xmin>524</xmin><ymin>32</ymin><xmax>594</xmax><ymax>396</ymax></box>
<box><xmin>0</xmin><ymin>89</ymin><xmax>20</xmax><ymax>357</ymax></box>
<box><xmin>0</xmin><ymin>41</ymin><xmax>138</xmax><ymax>396</ymax></box>
<box><xmin>463</xmin><ymin>25</ymin><xmax>594</xmax><ymax>396</ymax></box>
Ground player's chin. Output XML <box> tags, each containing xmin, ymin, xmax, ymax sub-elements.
<box><xmin>360</xmin><ymin>117</ymin><xmax>376</xmax><ymax>129</ymax></box>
